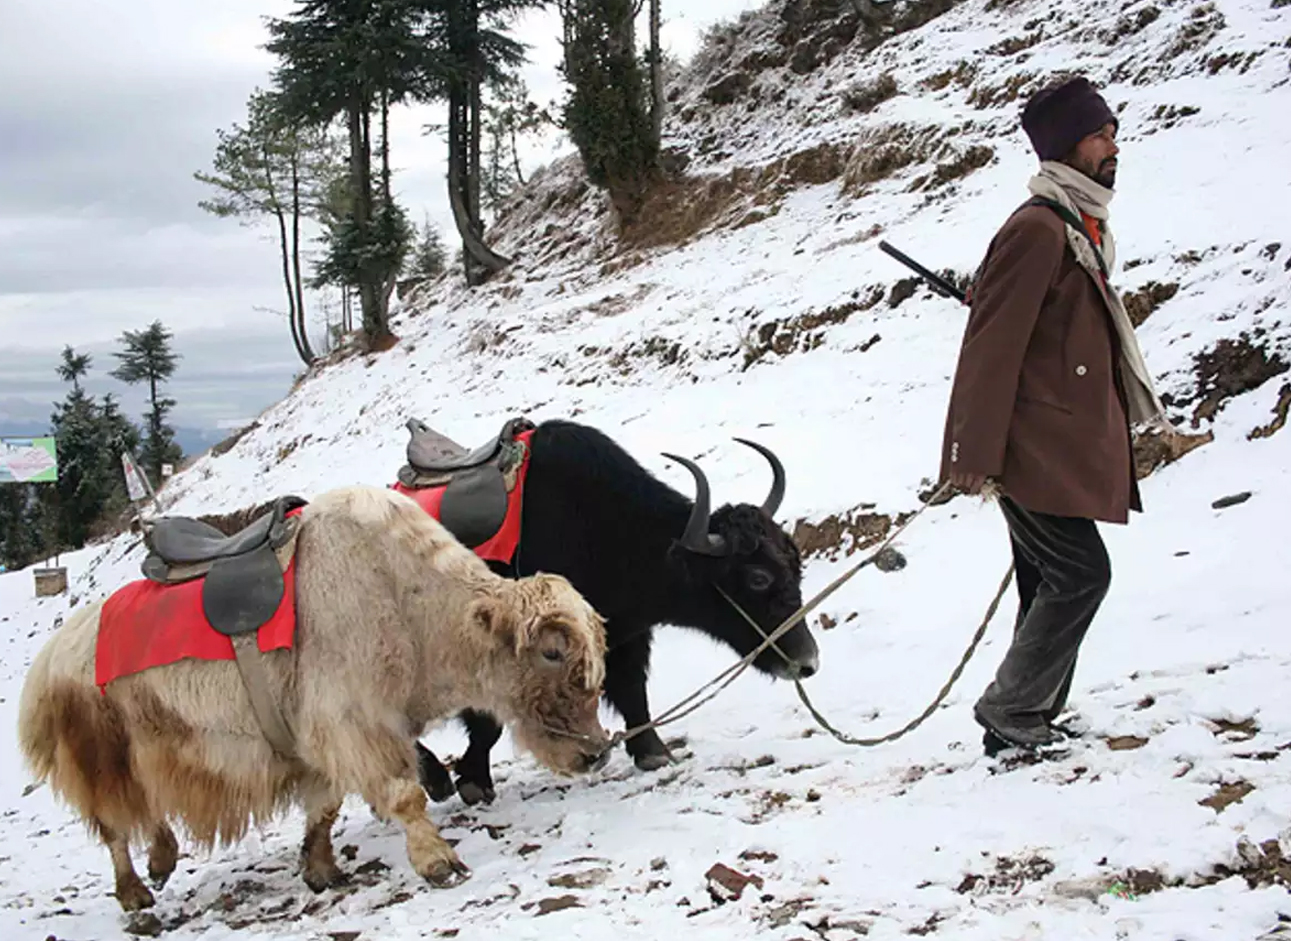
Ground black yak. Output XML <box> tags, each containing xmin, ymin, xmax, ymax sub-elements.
<box><xmin>411</xmin><ymin>418</ymin><xmax>820</xmax><ymax>805</ymax></box>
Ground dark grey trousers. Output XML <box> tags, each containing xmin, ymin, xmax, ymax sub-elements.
<box><xmin>976</xmin><ymin>496</ymin><xmax>1112</xmax><ymax>725</ymax></box>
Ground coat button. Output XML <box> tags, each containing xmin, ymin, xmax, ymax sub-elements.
<box><xmin>1075</xmin><ymin>364</ymin><xmax>1088</xmax><ymax>376</ymax></box>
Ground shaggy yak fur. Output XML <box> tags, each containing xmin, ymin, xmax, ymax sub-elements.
<box><xmin>417</xmin><ymin>419</ymin><xmax>820</xmax><ymax>805</ymax></box>
<box><xmin>17</xmin><ymin>485</ymin><xmax>610</xmax><ymax>912</ymax></box>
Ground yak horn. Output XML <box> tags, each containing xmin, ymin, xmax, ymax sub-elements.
<box><xmin>732</xmin><ymin>437</ymin><xmax>786</xmax><ymax>517</ymax></box>
<box><xmin>661</xmin><ymin>452</ymin><xmax>728</xmax><ymax>556</ymax></box>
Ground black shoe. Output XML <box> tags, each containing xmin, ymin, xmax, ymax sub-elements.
<box><xmin>974</xmin><ymin>702</ymin><xmax>1063</xmax><ymax>750</ymax></box>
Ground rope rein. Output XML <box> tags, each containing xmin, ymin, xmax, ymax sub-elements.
<box><xmin>545</xmin><ymin>482</ymin><xmax>1014</xmax><ymax>754</ymax></box>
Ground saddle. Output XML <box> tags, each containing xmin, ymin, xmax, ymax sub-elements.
<box><xmin>397</xmin><ymin>416</ymin><xmax>534</xmax><ymax>549</ymax></box>
<box><xmin>139</xmin><ymin>494</ymin><xmax>308</xmax><ymax>760</ymax></box>
<box><xmin>142</xmin><ymin>494</ymin><xmax>308</xmax><ymax>634</ymax></box>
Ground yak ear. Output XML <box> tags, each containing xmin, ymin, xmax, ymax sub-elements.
<box><xmin>471</xmin><ymin>595</ymin><xmax>518</xmax><ymax>650</ymax></box>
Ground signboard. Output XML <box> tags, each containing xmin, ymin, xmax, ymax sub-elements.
<box><xmin>0</xmin><ymin>437</ymin><xmax>58</xmax><ymax>483</ymax></box>
<box><xmin>161</xmin><ymin>463</ymin><xmax>174</xmax><ymax>478</ymax></box>
<box><xmin>121</xmin><ymin>451</ymin><xmax>153</xmax><ymax>502</ymax></box>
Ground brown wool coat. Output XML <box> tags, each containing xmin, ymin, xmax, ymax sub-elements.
<box><xmin>939</xmin><ymin>203</ymin><xmax>1141</xmax><ymax>524</ymax></box>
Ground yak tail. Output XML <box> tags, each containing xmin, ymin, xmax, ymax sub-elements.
<box><xmin>17</xmin><ymin>634</ymin><xmax>60</xmax><ymax>786</ymax></box>
<box><xmin>16</xmin><ymin>605</ymin><xmax>150</xmax><ymax>839</ymax></box>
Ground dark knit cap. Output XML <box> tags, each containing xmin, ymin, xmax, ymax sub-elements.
<box><xmin>1021</xmin><ymin>77</ymin><xmax>1118</xmax><ymax>161</ymax></box>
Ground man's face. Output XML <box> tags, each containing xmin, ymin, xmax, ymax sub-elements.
<box><xmin>1066</xmin><ymin>121</ymin><xmax>1119</xmax><ymax>188</ymax></box>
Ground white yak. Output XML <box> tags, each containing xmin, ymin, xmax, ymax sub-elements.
<box><xmin>18</xmin><ymin>484</ymin><xmax>611</xmax><ymax>911</ymax></box>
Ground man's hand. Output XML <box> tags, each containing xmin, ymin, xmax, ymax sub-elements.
<box><xmin>950</xmin><ymin>471</ymin><xmax>989</xmax><ymax>495</ymax></box>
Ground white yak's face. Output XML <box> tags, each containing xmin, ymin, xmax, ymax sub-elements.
<box><xmin>472</xmin><ymin>573</ymin><xmax>610</xmax><ymax>776</ymax></box>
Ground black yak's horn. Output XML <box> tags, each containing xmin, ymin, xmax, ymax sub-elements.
<box><xmin>661</xmin><ymin>452</ymin><xmax>728</xmax><ymax>556</ymax></box>
<box><xmin>733</xmin><ymin>437</ymin><xmax>786</xmax><ymax>518</ymax></box>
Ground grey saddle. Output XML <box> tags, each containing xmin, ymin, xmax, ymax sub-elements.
<box><xmin>141</xmin><ymin>495</ymin><xmax>307</xmax><ymax>637</ymax></box>
<box><xmin>405</xmin><ymin>416</ymin><xmax>534</xmax><ymax>473</ymax></box>
<box><xmin>397</xmin><ymin>417</ymin><xmax>534</xmax><ymax>550</ymax></box>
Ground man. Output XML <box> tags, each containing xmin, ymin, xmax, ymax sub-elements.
<box><xmin>939</xmin><ymin>76</ymin><xmax>1173</xmax><ymax>754</ymax></box>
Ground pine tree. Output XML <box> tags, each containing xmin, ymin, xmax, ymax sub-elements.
<box><xmin>40</xmin><ymin>353</ymin><xmax>142</xmax><ymax>553</ymax></box>
<box><xmin>406</xmin><ymin>216</ymin><xmax>448</xmax><ymax>282</ymax></box>
<box><xmin>267</xmin><ymin>0</ymin><xmax>449</xmax><ymax>346</ymax></box>
<box><xmin>110</xmin><ymin>321</ymin><xmax>182</xmax><ymax>486</ymax></box>
<box><xmin>56</xmin><ymin>345</ymin><xmax>92</xmax><ymax>393</ymax></box>
<box><xmin>196</xmin><ymin>90</ymin><xmax>347</xmax><ymax>366</ymax></box>
<box><xmin>0</xmin><ymin>484</ymin><xmax>43</xmax><ymax>571</ymax></box>
<box><xmin>557</xmin><ymin>0</ymin><xmax>660</xmax><ymax>224</ymax></box>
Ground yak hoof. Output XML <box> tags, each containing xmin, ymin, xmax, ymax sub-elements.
<box><xmin>425</xmin><ymin>775</ymin><xmax>457</xmax><ymax>803</ymax></box>
<box><xmin>302</xmin><ymin>861</ymin><xmax>345</xmax><ymax>894</ymax></box>
<box><xmin>424</xmin><ymin>857</ymin><xmax>472</xmax><ymax>888</ymax></box>
<box><xmin>115</xmin><ymin>874</ymin><xmax>156</xmax><ymax>912</ymax></box>
<box><xmin>457</xmin><ymin>781</ymin><xmax>496</xmax><ymax>806</ymax></box>
<box><xmin>634</xmin><ymin>752</ymin><xmax>674</xmax><ymax>772</ymax></box>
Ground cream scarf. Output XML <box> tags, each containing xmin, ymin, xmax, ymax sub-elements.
<box><xmin>1026</xmin><ymin>161</ymin><xmax>1169</xmax><ymax>429</ymax></box>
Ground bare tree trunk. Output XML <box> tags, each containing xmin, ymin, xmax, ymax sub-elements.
<box><xmin>289</xmin><ymin>149</ymin><xmax>315</xmax><ymax>363</ymax></box>
<box><xmin>509</xmin><ymin>124</ymin><xmax>526</xmax><ymax>186</ymax></box>
<box><xmin>349</xmin><ymin>98</ymin><xmax>384</xmax><ymax>344</ymax></box>
<box><xmin>649</xmin><ymin>0</ymin><xmax>663</xmax><ymax>145</ymax></box>
<box><xmin>263</xmin><ymin>145</ymin><xmax>311</xmax><ymax>366</ymax></box>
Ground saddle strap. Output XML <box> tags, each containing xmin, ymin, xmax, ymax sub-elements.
<box><xmin>229</xmin><ymin>634</ymin><xmax>298</xmax><ymax>761</ymax></box>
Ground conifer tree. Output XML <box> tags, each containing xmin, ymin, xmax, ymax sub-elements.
<box><xmin>110</xmin><ymin>321</ymin><xmax>182</xmax><ymax>485</ymax></box>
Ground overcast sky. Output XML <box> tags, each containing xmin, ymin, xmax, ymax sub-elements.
<box><xmin>0</xmin><ymin>0</ymin><xmax>761</xmax><ymax>440</ymax></box>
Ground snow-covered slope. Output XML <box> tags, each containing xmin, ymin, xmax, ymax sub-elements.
<box><xmin>3</xmin><ymin>0</ymin><xmax>1290</xmax><ymax>937</ymax></box>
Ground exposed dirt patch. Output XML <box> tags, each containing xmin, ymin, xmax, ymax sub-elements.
<box><xmin>967</xmin><ymin>72</ymin><xmax>1038</xmax><ymax>109</ymax></box>
<box><xmin>956</xmin><ymin>854</ymin><xmax>1056</xmax><ymax>894</ymax></box>
<box><xmin>1249</xmin><ymin>382</ymin><xmax>1291</xmax><ymax>440</ymax></box>
<box><xmin>923</xmin><ymin>145</ymin><xmax>995</xmax><ymax>189</ymax></box>
<box><xmin>1210</xmin><ymin>716</ymin><xmax>1259</xmax><ymax>740</ymax></box>
<box><xmin>792</xmin><ymin>505</ymin><xmax>912</xmax><ymax>561</ymax></box>
<box><xmin>840</xmin><ymin>123</ymin><xmax>948</xmax><ymax>196</ymax></box>
<box><xmin>210</xmin><ymin>420</ymin><xmax>260</xmax><ymax>458</ymax></box>
<box><xmin>705</xmin><ymin>862</ymin><xmax>765</xmax><ymax>902</ymax></box>
<box><xmin>1122</xmin><ymin>280</ymin><xmax>1180</xmax><ymax>326</ymax></box>
<box><xmin>840</xmin><ymin>72</ymin><xmax>898</xmax><ymax>113</ymax></box>
<box><xmin>1105</xmin><ymin>735</ymin><xmax>1150</xmax><ymax>751</ymax></box>
<box><xmin>1173</xmin><ymin>333</ymin><xmax>1291</xmax><ymax>428</ymax></box>
<box><xmin>987</xmin><ymin>30</ymin><xmax>1044</xmax><ymax>56</ymax></box>
<box><xmin>1132</xmin><ymin>426</ymin><xmax>1213</xmax><ymax>479</ymax></box>
<box><xmin>197</xmin><ymin>499</ymin><xmax>281</xmax><ymax>536</ymax></box>
<box><xmin>742</xmin><ymin>290</ymin><xmax>885</xmax><ymax>368</ymax></box>
<box><xmin>625</xmin><ymin>142</ymin><xmax>848</xmax><ymax>250</ymax></box>
<box><xmin>922</xmin><ymin>61</ymin><xmax>978</xmax><ymax>92</ymax></box>
<box><xmin>1146</xmin><ymin>103</ymin><xmax>1201</xmax><ymax>133</ymax></box>
<box><xmin>1162</xmin><ymin>3</ymin><xmax>1227</xmax><ymax>61</ymax></box>
<box><xmin>1200</xmin><ymin>780</ymin><xmax>1255</xmax><ymax>812</ymax></box>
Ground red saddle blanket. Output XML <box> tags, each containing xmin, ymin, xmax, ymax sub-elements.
<box><xmin>96</xmin><ymin>534</ymin><xmax>299</xmax><ymax>692</ymax></box>
<box><xmin>391</xmin><ymin>428</ymin><xmax>533</xmax><ymax>564</ymax></box>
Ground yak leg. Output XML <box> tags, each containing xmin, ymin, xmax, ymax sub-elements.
<box><xmin>99</xmin><ymin>821</ymin><xmax>154</xmax><ymax>912</ymax></box>
<box><xmin>605</xmin><ymin>631</ymin><xmax>672</xmax><ymax>771</ymax></box>
<box><xmin>452</xmin><ymin>709</ymin><xmax>503</xmax><ymax>806</ymax></box>
<box><xmin>414</xmin><ymin>741</ymin><xmax>457</xmax><ymax>803</ymax></box>
<box><xmin>367</xmin><ymin>778</ymin><xmax>470</xmax><ymax>888</ymax></box>
<box><xmin>300</xmin><ymin>774</ymin><xmax>345</xmax><ymax>892</ymax></box>
<box><xmin>146</xmin><ymin>822</ymin><xmax>179</xmax><ymax>889</ymax></box>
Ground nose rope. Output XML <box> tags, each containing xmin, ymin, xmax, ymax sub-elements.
<box><xmin>542</xmin><ymin>482</ymin><xmax>959</xmax><ymax>752</ymax></box>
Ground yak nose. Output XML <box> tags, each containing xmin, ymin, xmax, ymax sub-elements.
<box><xmin>585</xmin><ymin>748</ymin><xmax>611</xmax><ymax>772</ymax></box>
<box><xmin>797</xmin><ymin>654</ymin><xmax>819</xmax><ymax>679</ymax></box>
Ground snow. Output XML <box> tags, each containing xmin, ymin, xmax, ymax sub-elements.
<box><xmin>3</xmin><ymin>0</ymin><xmax>1291</xmax><ymax>937</ymax></box>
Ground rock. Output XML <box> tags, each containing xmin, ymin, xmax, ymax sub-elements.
<box><xmin>1105</xmin><ymin>735</ymin><xmax>1149</xmax><ymax>751</ymax></box>
<box><xmin>124</xmin><ymin>913</ymin><xmax>164</xmax><ymax>937</ymax></box>
<box><xmin>873</xmin><ymin>547</ymin><xmax>907</xmax><ymax>572</ymax></box>
<box><xmin>535</xmin><ymin>895</ymin><xmax>582</xmax><ymax>916</ymax></box>
<box><xmin>705</xmin><ymin>863</ymin><xmax>764</xmax><ymax>902</ymax></box>
<box><xmin>1212</xmin><ymin>491</ymin><xmax>1253</xmax><ymax>509</ymax></box>
<box><xmin>704</xmin><ymin>72</ymin><xmax>753</xmax><ymax>105</ymax></box>
<box><xmin>548</xmin><ymin>867</ymin><xmax>611</xmax><ymax>889</ymax></box>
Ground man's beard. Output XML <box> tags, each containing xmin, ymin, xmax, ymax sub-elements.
<box><xmin>1090</xmin><ymin>158</ymin><xmax>1117</xmax><ymax>189</ymax></box>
